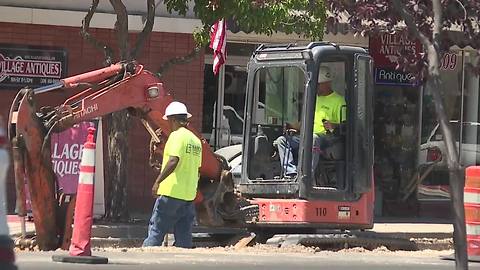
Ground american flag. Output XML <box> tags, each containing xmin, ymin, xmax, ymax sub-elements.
<box><xmin>209</xmin><ymin>19</ymin><xmax>226</xmax><ymax>75</ymax></box>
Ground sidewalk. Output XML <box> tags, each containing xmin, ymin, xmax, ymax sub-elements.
<box><xmin>371</xmin><ymin>222</ymin><xmax>453</xmax><ymax>238</ymax></box>
<box><xmin>8</xmin><ymin>215</ymin><xmax>453</xmax><ymax>250</ymax></box>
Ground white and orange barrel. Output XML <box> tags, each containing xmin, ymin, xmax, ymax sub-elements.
<box><xmin>465</xmin><ymin>166</ymin><xmax>480</xmax><ymax>257</ymax></box>
<box><xmin>68</xmin><ymin>127</ymin><xmax>96</xmax><ymax>257</ymax></box>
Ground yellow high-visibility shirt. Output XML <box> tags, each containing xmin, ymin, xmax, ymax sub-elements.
<box><xmin>313</xmin><ymin>91</ymin><xmax>346</xmax><ymax>134</ymax></box>
<box><xmin>157</xmin><ymin>127</ymin><xmax>202</xmax><ymax>201</ymax></box>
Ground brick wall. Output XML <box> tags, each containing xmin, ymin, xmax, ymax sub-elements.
<box><xmin>0</xmin><ymin>22</ymin><xmax>205</xmax><ymax>215</ymax></box>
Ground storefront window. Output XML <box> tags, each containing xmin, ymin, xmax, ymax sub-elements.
<box><xmin>202</xmin><ymin>43</ymin><xmax>257</xmax><ymax>147</ymax></box>
<box><xmin>202</xmin><ymin>64</ymin><xmax>247</xmax><ymax>136</ymax></box>
<box><xmin>418</xmin><ymin>50</ymin><xmax>480</xmax><ymax>206</ymax></box>
<box><xmin>374</xmin><ymin>84</ymin><xmax>420</xmax><ymax>203</ymax></box>
<box><xmin>421</xmin><ymin>52</ymin><xmax>463</xmax><ymax>143</ymax></box>
<box><xmin>369</xmin><ymin>33</ymin><xmax>423</xmax><ymax>216</ymax></box>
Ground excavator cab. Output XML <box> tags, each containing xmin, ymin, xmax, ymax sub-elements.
<box><xmin>235</xmin><ymin>43</ymin><xmax>375</xmax><ymax>229</ymax></box>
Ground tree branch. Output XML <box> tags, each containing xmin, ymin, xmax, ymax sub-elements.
<box><xmin>432</xmin><ymin>0</ymin><xmax>442</xmax><ymax>37</ymax></box>
<box><xmin>130</xmin><ymin>0</ymin><xmax>156</xmax><ymax>59</ymax></box>
<box><xmin>110</xmin><ymin>0</ymin><xmax>130</xmax><ymax>60</ymax></box>
<box><xmin>156</xmin><ymin>46</ymin><xmax>202</xmax><ymax>78</ymax></box>
<box><xmin>391</xmin><ymin>0</ymin><xmax>430</xmax><ymax>48</ymax></box>
<box><xmin>426</xmin><ymin>0</ymin><xmax>443</xmax><ymax>77</ymax></box>
<box><xmin>80</xmin><ymin>0</ymin><xmax>114</xmax><ymax>65</ymax></box>
<box><xmin>431</xmin><ymin>0</ymin><xmax>443</xmax><ymax>57</ymax></box>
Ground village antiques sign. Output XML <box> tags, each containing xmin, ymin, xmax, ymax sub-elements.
<box><xmin>0</xmin><ymin>44</ymin><xmax>67</xmax><ymax>88</ymax></box>
<box><xmin>369</xmin><ymin>33</ymin><xmax>421</xmax><ymax>87</ymax></box>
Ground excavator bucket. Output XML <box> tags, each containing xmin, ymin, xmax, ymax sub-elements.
<box><xmin>9</xmin><ymin>88</ymin><xmax>59</xmax><ymax>250</ymax></box>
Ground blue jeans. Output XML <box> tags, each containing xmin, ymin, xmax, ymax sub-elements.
<box><xmin>143</xmin><ymin>196</ymin><xmax>195</xmax><ymax>248</ymax></box>
<box><xmin>274</xmin><ymin>134</ymin><xmax>330</xmax><ymax>176</ymax></box>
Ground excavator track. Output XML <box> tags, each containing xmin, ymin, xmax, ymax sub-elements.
<box><xmin>265</xmin><ymin>231</ymin><xmax>418</xmax><ymax>251</ymax></box>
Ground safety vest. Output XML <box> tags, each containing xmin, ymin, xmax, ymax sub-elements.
<box><xmin>313</xmin><ymin>91</ymin><xmax>346</xmax><ymax>134</ymax></box>
<box><xmin>157</xmin><ymin>127</ymin><xmax>202</xmax><ymax>201</ymax></box>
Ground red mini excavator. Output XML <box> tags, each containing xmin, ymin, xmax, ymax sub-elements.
<box><xmin>9</xmin><ymin>61</ymin><xmax>239</xmax><ymax>250</ymax></box>
<box><xmin>216</xmin><ymin>42</ymin><xmax>375</xmax><ymax>239</ymax></box>
<box><xmin>9</xmin><ymin>42</ymin><xmax>377</xmax><ymax>250</ymax></box>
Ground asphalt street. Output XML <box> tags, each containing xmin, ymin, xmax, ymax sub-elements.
<box><xmin>14</xmin><ymin>249</ymin><xmax>480</xmax><ymax>270</ymax></box>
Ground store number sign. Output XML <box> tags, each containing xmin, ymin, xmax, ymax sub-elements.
<box><xmin>440</xmin><ymin>53</ymin><xmax>457</xmax><ymax>71</ymax></box>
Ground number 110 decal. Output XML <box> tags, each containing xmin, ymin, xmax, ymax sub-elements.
<box><xmin>316</xmin><ymin>207</ymin><xmax>327</xmax><ymax>216</ymax></box>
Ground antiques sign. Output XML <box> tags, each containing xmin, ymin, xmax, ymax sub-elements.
<box><xmin>51</xmin><ymin>121</ymin><xmax>98</xmax><ymax>194</ymax></box>
<box><xmin>0</xmin><ymin>44</ymin><xmax>67</xmax><ymax>88</ymax></box>
<box><xmin>375</xmin><ymin>67</ymin><xmax>419</xmax><ymax>87</ymax></box>
<box><xmin>369</xmin><ymin>33</ymin><xmax>422</xmax><ymax>68</ymax></box>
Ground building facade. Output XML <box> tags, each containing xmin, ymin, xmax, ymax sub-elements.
<box><xmin>0</xmin><ymin>4</ymin><xmax>206</xmax><ymax>214</ymax></box>
<box><xmin>1</xmin><ymin>3</ymin><xmax>479</xmax><ymax>220</ymax></box>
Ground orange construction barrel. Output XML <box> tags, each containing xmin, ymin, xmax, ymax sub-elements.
<box><xmin>465</xmin><ymin>166</ymin><xmax>480</xmax><ymax>257</ymax></box>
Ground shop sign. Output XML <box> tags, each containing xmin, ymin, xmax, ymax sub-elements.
<box><xmin>0</xmin><ymin>44</ymin><xmax>67</xmax><ymax>88</ymax></box>
<box><xmin>369</xmin><ymin>33</ymin><xmax>422</xmax><ymax>68</ymax></box>
<box><xmin>375</xmin><ymin>67</ymin><xmax>419</xmax><ymax>86</ymax></box>
<box><xmin>50</xmin><ymin>121</ymin><xmax>97</xmax><ymax>194</ymax></box>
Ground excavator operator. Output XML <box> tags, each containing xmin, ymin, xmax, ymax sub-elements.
<box><xmin>273</xmin><ymin>66</ymin><xmax>346</xmax><ymax>178</ymax></box>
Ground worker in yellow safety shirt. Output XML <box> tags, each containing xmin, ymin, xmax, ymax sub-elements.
<box><xmin>143</xmin><ymin>101</ymin><xmax>202</xmax><ymax>248</ymax></box>
<box><xmin>273</xmin><ymin>66</ymin><xmax>346</xmax><ymax>178</ymax></box>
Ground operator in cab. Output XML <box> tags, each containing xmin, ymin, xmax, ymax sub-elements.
<box><xmin>143</xmin><ymin>101</ymin><xmax>202</xmax><ymax>248</ymax></box>
<box><xmin>273</xmin><ymin>66</ymin><xmax>345</xmax><ymax>178</ymax></box>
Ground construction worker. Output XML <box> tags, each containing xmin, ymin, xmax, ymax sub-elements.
<box><xmin>143</xmin><ymin>101</ymin><xmax>202</xmax><ymax>248</ymax></box>
<box><xmin>274</xmin><ymin>66</ymin><xmax>346</xmax><ymax>177</ymax></box>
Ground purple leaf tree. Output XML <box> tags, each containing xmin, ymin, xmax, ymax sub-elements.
<box><xmin>326</xmin><ymin>0</ymin><xmax>480</xmax><ymax>268</ymax></box>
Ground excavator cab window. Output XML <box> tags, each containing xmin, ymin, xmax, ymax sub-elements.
<box><xmin>246</xmin><ymin>65</ymin><xmax>306</xmax><ymax>181</ymax></box>
<box><xmin>308</xmin><ymin>54</ymin><xmax>374</xmax><ymax>196</ymax></box>
<box><xmin>311</xmin><ymin>61</ymin><xmax>348</xmax><ymax>190</ymax></box>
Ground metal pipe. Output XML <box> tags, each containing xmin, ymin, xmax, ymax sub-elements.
<box><xmin>33</xmin><ymin>81</ymin><xmax>64</xmax><ymax>95</ymax></box>
<box><xmin>11</xmin><ymin>137</ymin><xmax>26</xmax><ymax>217</ymax></box>
<box><xmin>215</xmin><ymin>65</ymin><xmax>226</xmax><ymax>150</ymax></box>
<box><xmin>20</xmin><ymin>217</ymin><xmax>26</xmax><ymax>238</ymax></box>
<box><xmin>140</xmin><ymin>118</ymin><xmax>161</xmax><ymax>143</ymax></box>
<box><xmin>415</xmin><ymin>84</ymin><xmax>424</xmax><ymax>189</ymax></box>
<box><xmin>62</xmin><ymin>63</ymin><xmax>124</xmax><ymax>88</ymax></box>
<box><xmin>459</xmin><ymin>50</ymin><xmax>466</xmax><ymax>163</ymax></box>
<box><xmin>11</xmin><ymin>136</ymin><xmax>27</xmax><ymax>238</ymax></box>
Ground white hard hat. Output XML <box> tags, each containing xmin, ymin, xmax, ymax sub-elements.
<box><xmin>163</xmin><ymin>101</ymin><xmax>192</xmax><ymax>120</ymax></box>
<box><xmin>318</xmin><ymin>66</ymin><xmax>332</xmax><ymax>83</ymax></box>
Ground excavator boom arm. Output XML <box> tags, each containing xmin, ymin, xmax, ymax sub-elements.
<box><xmin>9</xmin><ymin>61</ymin><xmax>238</xmax><ymax>250</ymax></box>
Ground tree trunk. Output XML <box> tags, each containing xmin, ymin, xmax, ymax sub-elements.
<box><xmin>81</xmin><ymin>0</ymin><xmax>156</xmax><ymax>222</ymax></box>
<box><xmin>104</xmin><ymin>111</ymin><xmax>130</xmax><ymax>221</ymax></box>
<box><xmin>428</xmin><ymin>75</ymin><xmax>468</xmax><ymax>269</ymax></box>
<box><xmin>102</xmin><ymin>0</ymin><xmax>131</xmax><ymax>222</ymax></box>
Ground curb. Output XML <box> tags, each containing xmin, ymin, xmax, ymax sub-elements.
<box><xmin>89</xmin><ymin>236</ymin><xmax>453</xmax><ymax>251</ymax></box>
<box><xmin>88</xmin><ymin>233</ymin><xmax>453</xmax><ymax>251</ymax></box>
<box><xmin>367</xmin><ymin>231</ymin><xmax>452</xmax><ymax>239</ymax></box>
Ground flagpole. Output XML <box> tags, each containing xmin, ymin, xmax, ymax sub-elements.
<box><xmin>210</xmin><ymin>18</ymin><xmax>227</xmax><ymax>150</ymax></box>
<box><xmin>215</xmin><ymin>64</ymin><xmax>226</xmax><ymax>150</ymax></box>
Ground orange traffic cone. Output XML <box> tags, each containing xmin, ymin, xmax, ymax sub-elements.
<box><xmin>52</xmin><ymin>127</ymin><xmax>107</xmax><ymax>264</ymax></box>
<box><xmin>465</xmin><ymin>166</ymin><xmax>480</xmax><ymax>262</ymax></box>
